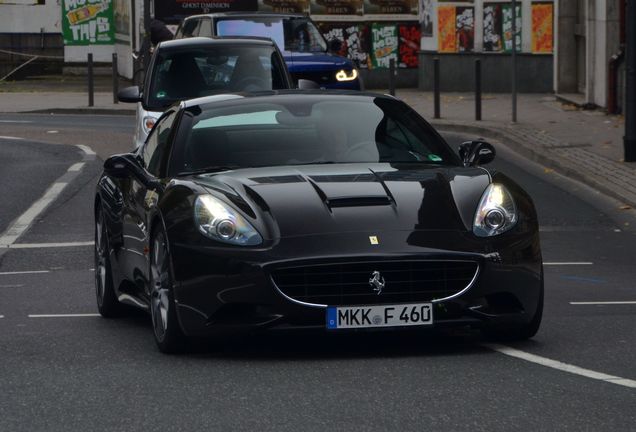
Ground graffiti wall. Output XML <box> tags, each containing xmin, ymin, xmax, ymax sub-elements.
<box><xmin>320</xmin><ymin>22</ymin><xmax>370</xmax><ymax>68</ymax></box>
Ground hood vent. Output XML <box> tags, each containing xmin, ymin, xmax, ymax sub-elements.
<box><xmin>327</xmin><ymin>196</ymin><xmax>392</xmax><ymax>208</ymax></box>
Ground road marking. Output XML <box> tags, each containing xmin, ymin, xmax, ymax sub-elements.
<box><xmin>0</xmin><ymin>135</ymin><xmax>25</xmax><ymax>140</ymax></box>
<box><xmin>0</xmin><ymin>182</ymin><xmax>67</xmax><ymax>247</ymax></box>
<box><xmin>0</xmin><ymin>241</ymin><xmax>93</xmax><ymax>249</ymax></box>
<box><xmin>0</xmin><ymin>270</ymin><xmax>49</xmax><ymax>276</ymax></box>
<box><xmin>0</xmin><ymin>144</ymin><xmax>92</xmax><ymax>253</ymax></box>
<box><xmin>0</xmin><ymin>284</ymin><xmax>24</xmax><ymax>288</ymax></box>
<box><xmin>543</xmin><ymin>262</ymin><xmax>594</xmax><ymax>266</ymax></box>
<box><xmin>485</xmin><ymin>344</ymin><xmax>636</xmax><ymax>389</ymax></box>
<box><xmin>570</xmin><ymin>301</ymin><xmax>636</xmax><ymax>305</ymax></box>
<box><xmin>76</xmin><ymin>144</ymin><xmax>96</xmax><ymax>156</ymax></box>
<box><xmin>0</xmin><ymin>315</ymin><xmax>4</xmax><ymax>319</ymax></box>
<box><xmin>0</xmin><ymin>120</ymin><xmax>32</xmax><ymax>123</ymax></box>
<box><xmin>28</xmin><ymin>314</ymin><xmax>100</xmax><ymax>318</ymax></box>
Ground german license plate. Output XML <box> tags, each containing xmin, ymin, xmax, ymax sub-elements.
<box><xmin>326</xmin><ymin>303</ymin><xmax>433</xmax><ymax>330</ymax></box>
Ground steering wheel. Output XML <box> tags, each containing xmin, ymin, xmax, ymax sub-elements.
<box><xmin>232</xmin><ymin>77</ymin><xmax>269</xmax><ymax>92</ymax></box>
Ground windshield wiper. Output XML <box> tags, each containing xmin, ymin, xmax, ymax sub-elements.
<box><xmin>177</xmin><ymin>165</ymin><xmax>242</xmax><ymax>176</ymax></box>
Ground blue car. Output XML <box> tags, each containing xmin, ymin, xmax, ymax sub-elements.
<box><xmin>175</xmin><ymin>12</ymin><xmax>362</xmax><ymax>90</ymax></box>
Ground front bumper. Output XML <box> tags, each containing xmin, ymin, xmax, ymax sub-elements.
<box><xmin>170</xmin><ymin>230</ymin><xmax>542</xmax><ymax>337</ymax></box>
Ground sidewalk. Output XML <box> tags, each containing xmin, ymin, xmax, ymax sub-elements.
<box><xmin>0</xmin><ymin>79</ymin><xmax>634</xmax><ymax>208</ymax></box>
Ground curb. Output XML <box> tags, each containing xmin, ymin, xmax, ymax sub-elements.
<box><xmin>23</xmin><ymin>108</ymin><xmax>135</xmax><ymax>116</ymax></box>
<box><xmin>431</xmin><ymin>120</ymin><xmax>636</xmax><ymax>209</ymax></box>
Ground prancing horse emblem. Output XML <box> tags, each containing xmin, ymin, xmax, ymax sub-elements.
<box><xmin>369</xmin><ymin>270</ymin><xmax>385</xmax><ymax>295</ymax></box>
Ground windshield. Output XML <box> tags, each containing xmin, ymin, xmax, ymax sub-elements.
<box><xmin>216</xmin><ymin>17</ymin><xmax>328</xmax><ymax>53</ymax></box>
<box><xmin>146</xmin><ymin>45</ymin><xmax>287</xmax><ymax>110</ymax></box>
<box><xmin>175</xmin><ymin>96</ymin><xmax>460</xmax><ymax>173</ymax></box>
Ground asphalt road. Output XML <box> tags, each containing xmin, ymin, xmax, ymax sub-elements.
<box><xmin>0</xmin><ymin>114</ymin><xmax>635</xmax><ymax>431</ymax></box>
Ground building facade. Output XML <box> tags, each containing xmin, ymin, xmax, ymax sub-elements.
<box><xmin>418</xmin><ymin>0</ymin><xmax>555</xmax><ymax>92</ymax></box>
<box><xmin>555</xmin><ymin>0</ymin><xmax>625</xmax><ymax>111</ymax></box>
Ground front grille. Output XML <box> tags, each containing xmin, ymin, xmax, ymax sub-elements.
<box><xmin>271</xmin><ymin>260</ymin><xmax>479</xmax><ymax>306</ymax></box>
<box><xmin>292</xmin><ymin>70</ymin><xmax>335</xmax><ymax>84</ymax></box>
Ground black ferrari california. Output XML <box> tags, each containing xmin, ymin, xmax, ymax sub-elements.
<box><xmin>94</xmin><ymin>91</ymin><xmax>543</xmax><ymax>353</ymax></box>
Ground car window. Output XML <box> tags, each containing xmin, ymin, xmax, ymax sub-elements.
<box><xmin>144</xmin><ymin>110</ymin><xmax>177</xmax><ymax>177</ymax></box>
<box><xmin>147</xmin><ymin>45</ymin><xmax>287</xmax><ymax>111</ymax></box>
<box><xmin>178</xmin><ymin>96</ymin><xmax>460</xmax><ymax>172</ymax></box>
<box><xmin>179</xmin><ymin>19</ymin><xmax>199</xmax><ymax>38</ymax></box>
<box><xmin>215</xmin><ymin>17</ymin><xmax>327</xmax><ymax>52</ymax></box>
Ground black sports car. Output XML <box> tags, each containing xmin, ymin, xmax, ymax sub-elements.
<box><xmin>94</xmin><ymin>91</ymin><xmax>543</xmax><ymax>353</ymax></box>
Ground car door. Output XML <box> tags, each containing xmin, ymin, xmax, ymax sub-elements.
<box><xmin>121</xmin><ymin>109</ymin><xmax>179</xmax><ymax>297</ymax></box>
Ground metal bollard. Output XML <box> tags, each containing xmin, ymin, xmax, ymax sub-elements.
<box><xmin>389</xmin><ymin>58</ymin><xmax>396</xmax><ymax>96</ymax></box>
<box><xmin>433</xmin><ymin>57</ymin><xmax>440</xmax><ymax>119</ymax></box>
<box><xmin>88</xmin><ymin>53</ymin><xmax>94</xmax><ymax>107</ymax></box>
<box><xmin>475</xmin><ymin>58</ymin><xmax>482</xmax><ymax>121</ymax></box>
<box><xmin>112</xmin><ymin>53</ymin><xmax>119</xmax><ymax>104</ymax></box>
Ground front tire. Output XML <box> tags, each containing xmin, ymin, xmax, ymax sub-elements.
<box><xmin>149</xmin><ymin>227</ymin><xmax>186</xmax><ymax>353</ymax></box>
<box><xmin>95</xmin><ymin>205</ymin><xmax>123</xmax><ymax>317</ymax></box>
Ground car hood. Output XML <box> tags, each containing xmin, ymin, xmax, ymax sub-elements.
<box><xmin>283</xmin><ymin>51</ymin><xmax>352</xmax><ymax>70</ymax></box>
<box><xmin>193</xmin><ymin>164</ymin><xmax>490</xmax><ymax>239</ymax></box>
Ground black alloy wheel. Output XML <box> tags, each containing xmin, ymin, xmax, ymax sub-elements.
<box><xmin>149</xmin><ymin>228</ymin><xmax>186</xmax><ymax>353</ymax></box>
<box><xmin>95</xmin><ymin>205</ymin><xmax>123</xmax><ymax>317</ymax></box>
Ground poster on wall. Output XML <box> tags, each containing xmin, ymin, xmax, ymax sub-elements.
<box><xmin>155</xmin><ymin>0</ymin><xmax>258</xmax><ymax>24</ymax></box>
<box><xmin>370</xmin><ymin>23</ymin><xmax>398</xmax><ymax>68</ymax></box>
<box><xmin>483</xmin><ymin>4</ymin><xmax>502</xmax><ymax>52</ymax></box>
<box><xmin>532</xmin><ymin>2</ymin><xmax>553</xmax><ymax>53</ymax></box>
<box><xmin>310</xmin><ymin>0</ymin><xmax>363</xmax><ymax>15</ymax></box>
<box><xmin>113</xmin><ymin>0</ymin><xmax>130</xmax><ymax>42</ymax></box>
<box><xmin>502</xmin><ymin>3</ymin><xmax>522</xmax><ymax>53</ymax></box>
<box><xmin>455</xmin><ymin>7</ymin><xmax>474</xmax><ymax>52</ymax></box>
<box><xmin>398</xmin><ymin>23</ymin><xmax>420</xmax><ymax>67</ymax></box>
<box><xmin>364</xmin><ymin>0</ymin><xmax>418</xmax><ymax>16</ymax></box>
<box><xmin>420</xmin><ymin>0</ymin><xmax>433</xmax><ymax>37</ymax></box>
<box><xmin>62</xmin><ymin>0</ymin><xmax>115</xmax><ymax>45</ymax></box>
<box><xmin>437</xmin><ymin>5</ymin><xmax>455</xmax><ymax>53</ymax></box>
<box><xmin>259</xmin><ymin>0</ymin><xmax>309</xmax><ymax>14</ymax></box>
<box><xmin>320</xmin><ymin>22</ymin><xmax>370</xmax><ymax>68</ymax></box>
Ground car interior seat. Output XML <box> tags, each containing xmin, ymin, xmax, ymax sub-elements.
<box><xmin>165</xmin><ymin>54</ymin><xmax>207</xmax><ymax>99</ymax></box>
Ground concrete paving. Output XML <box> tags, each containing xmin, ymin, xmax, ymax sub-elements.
<box><xmin>0</xmin><ymin>81</ymin><xmax>634</xmax><ymax>208</ymax></box>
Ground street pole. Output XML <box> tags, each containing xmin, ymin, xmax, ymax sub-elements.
<box><xmin>511</xmin><ymin>0</ymin><xmax>518</xmax><ymax>123</ymax></box>
<box><xmin>625</xmin><ymin>0</ymin><xmax>636</xmax><ymax>162</ymax></box>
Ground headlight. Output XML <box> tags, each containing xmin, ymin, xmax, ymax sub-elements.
<box><xmin>473</xmin><ymin>183</ymin><xmax>517</xmax><ymax>237</ymax></box>
<box><xmin>335</xmin><ymin>68</ymin><xmax>358</xmax><ymax>82</ymax></box>
<box><xmin>142</xmin><ymin>116</ymin><xmax>157</xmax><ymax>134</ymax></box>
<box><xmin>194</xmin><ymin>195</ymin><xmax>262</xmax><ymax>246</ymax></box>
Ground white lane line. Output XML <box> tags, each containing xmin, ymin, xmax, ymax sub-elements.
<box><xmin>0</xmin><ymin>241</ymin><xmax>93</xmax><ymax>249</ymax></box>
<box><xmin>0</xmin><ymin>315</ymin><xmax>4</xmax><ymax>319</ymax></box>
<box><xmin>0</xmin><ymin>284</ymin><xmax>24</xmax><ymax>288</ymax></box>
<box><xmin>76</xmin><ymin>144</ymin><xmax>96</xmax><ymax>156</ymax></box>
<box><xmin>0</xmin><ymin>120</ymin><xmax>33</xmax><ymax>123</ymax></box>
<box><xmin>543</xmin><ymin>262</ymin><xmax>594</xmax><ymax>266</ymax></box>
<box><xmin>570</xmin><ymin>301</ymin><xmax>636</xmax><ymax>305</ymax></box>
<box><xmin>0</xmin><ymin>182</ymin><xmax>68</xmax><ymax>247</ymax></box>
<box><xmin>485</xmin><ymin>343</ymin><xmax>636</xmax><ymax>389</ymax></box>
<box><xmin>0</xmin><ymin>135</ymin><xmax>25</xmax><ymax>140</ymax></box>
<box><xmin>28</xmin><ymin>314</ymin><xmax>100</xmax><ymax>318</ymax></box>
<box><xmin>0</xmin><ymin>270</ymin><xmax>49</xmax><ymax>276</ymax></box>
<box><xmin>68</xmin><ymin>162</ymin><xmax>85</xmax><ymax>172</ymax></box>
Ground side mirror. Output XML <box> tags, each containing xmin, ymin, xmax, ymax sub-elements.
<box><xmin>117</xmin><ymin>86</ymin><xmax>142</xmax><ymax>103</ymax></box>
<box><xmin>297</xmin><ymin>79</ymin><xmax>320</xmax><ymax>90</ymax></box>
<box><xmin>458</xmin><ymin>140</ymin><xmax>496</xmax><ymax>166</ymax></box>
<box><xmin>104</xmin><ymin>154</ymin><xmax>163</xmax><ymax>191</ymax></box>
<box><xmin>328</xmin><ymin>39</ymin><xmax>342</xmax><ymax>53</ymax></box>
<box><xmin>104</xmin><ymin>154</ymin><xmax>138</xmax><ymax>178</ymax></box>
